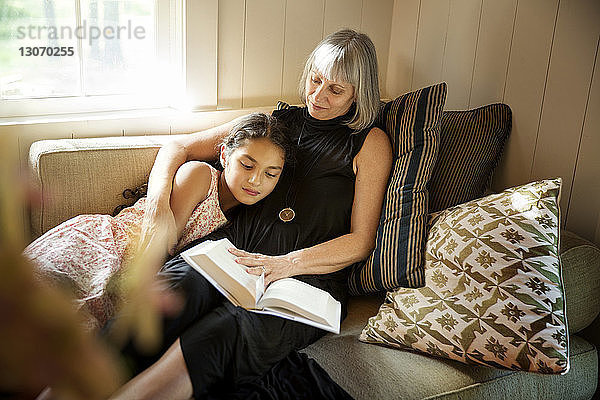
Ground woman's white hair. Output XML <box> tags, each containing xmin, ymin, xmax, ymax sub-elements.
<box><xmin>299</xmin><ymin>29</ymin><xmax>380</xmax><ymax>132</ymax></box>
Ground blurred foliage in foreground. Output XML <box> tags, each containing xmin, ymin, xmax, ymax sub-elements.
<box><xmin>0</xmin><ymin>134</ymin><xmax>124</xmax><ymax>399</ymax></box>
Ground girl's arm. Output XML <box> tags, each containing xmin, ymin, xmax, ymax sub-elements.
<box><xmin>169</xmin><ymin>161</ymin><xmax>213</xmax><ymax>239</ymax></box>
<box><xmin>116</xmin><ymin>123</ymin><xmax>242</xmax><ymax>349</ymax></box>
<box><xmin>131</xmin><ymin>162</ymin><xmax>212</xmax><ymax>277</ymax></box>
<box><xmin>232</xmin><ymin>126</ymin><xmax>393</xmax><ymax>286</ymax></box>
<box><xmin>142</xmin><ymin>116</ymin><xmax>245</xmax><ymax>254</ymax></box>
<box><xmin>116</xmin><ymin>154</ymin><xmax>226</xmax><ymax>350</ymax></box>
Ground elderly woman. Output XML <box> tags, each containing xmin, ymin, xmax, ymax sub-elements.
<box><xmin>110</xmin><ymin>29</ymin><xmax>393</xmax><ymax>399</ymax></box>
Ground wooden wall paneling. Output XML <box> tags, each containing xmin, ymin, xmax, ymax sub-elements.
<box><xmin>411</xmin><ymin>0</ymin><xmax>450</xmax><ymax>91</ymax></box>
<box><xmin>72</xmin><ymin>121</ymin><xmax>124</xmax><ymax>138</ymax></box>
<box><xmin>441</xmin><ymin>0</ymin><xmax>481</xmax><ymax>109</ymax></box>
<box><xmin>217</xmin><ymin>0</ymin><xmax>245</xmax><ymax>109</ymax></box>
<box><xmin>565</xmin><ymin>37</ymin><xmax>600</xmax><ymax>245</ymax></box>
<box><xmin>170</xmin><ymin>106</ymin><xmax>277</xmax><ymax>135</ymax></box>
<box><xmin>170</xmin><ymin>113</ymin><xmax>220</xmax><ymax>135</ymax></box>
<box><xmin>360</xmin><ymin>0</ymin><xmax>394</xmax><ymax>99</ymax></box>
<box><xmin>491</xmin><ymin>0</ymin><xmax>558</xmax><ymax>192</ymax></box>
<box><xmin>0</xmin><ymin>126</ymin><xmax>28</xmax><ymax>246</ymax></box>
<box><xmin>531</xmin><ymin>0</ymin><xmax>600</xmax><ymax>222</ymax></box>
<box><xmin>122</xmin><ymin>117</ymin><xmax>172</xmax><ymax>136</ymax></box>
<box><xmin>596</xmin><ymin>214</ymin><xmax>600</xmax><ymax>246</ymax></box>
<box><xmin>0</xmin><ymin>127</ymin><xmax>20</xmax><ymax>167</ymax></box>
<box><xmin>281</xmin><ymin>0</ymin><xmax>325</xmax><ymax>104</ymax></box>
<box><xmin>385</xmin><ymin>0</ymin><xmax>420</xmax><ymax>98</ymax></box>
<box><xmin>242</xmin><ymin>0</ymin><xmax>286</xmax><ymax>108</ymax></box>
<box><xmin>209</xmin><ymin>106</ymin><xmax>276</xmax><ymax>127</ymax></box>
<box><xmin>469</xmin><ymin>0</ymin><xmax>516</xmax><ymax>108</ymax></box>
<box><xmin>323</xmin><ymin>0</ymin><xmax>362</xmax><ymax>37</ymax></box>
<box><xmin>185</xmin><ymin>0</ymin><xmax>218</xmax><ymax>109</ymax></box>
<box><xmin>1</xmin><ymin>126</ymin><xmax>20</xmax><ymax>187</ymax></box>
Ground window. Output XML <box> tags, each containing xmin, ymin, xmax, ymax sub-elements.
<box><xmin>0</xmin><ymin>0</ymin><xmax>182</xmax><ymax>117</ymax></box>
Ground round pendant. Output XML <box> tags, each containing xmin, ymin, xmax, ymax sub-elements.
<box><xmin>279</xmin><ymin>207</ymin><xmax>296</xmax><ymax>222</ymax></box>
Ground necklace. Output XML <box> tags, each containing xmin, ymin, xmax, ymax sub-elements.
<box><xmin>278</xmin><ymin>107</ymin><xmax>353</xmax><ymax>223</ymax></box>
<box><xmin>278</xmin><ymin>207</ymin><xmax>295</xmax><ymax>222</ymax></box>
<box><xmin>278</xmin><ymin>123</ymin><xmax>304</xmax><ymax>222</ymax></box>
<box><xmin>278</xmin><ymin>121</ymin><xmax>322</xmax><ymax>223</ymax></box>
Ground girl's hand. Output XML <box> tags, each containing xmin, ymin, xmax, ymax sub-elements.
<box><xmin>110</xmin><ymin>198</ymin><xmax>181</xmax><ymax>351</ymax></box>
<box><xmin>109</xmin><ymin>220</ymin><xmax>183</xmax><ymax>353</ymax></box>
<box><xmin>228</xmin><ymin>248</ymin><xmax>297</xmax><ymax>287</ymax></box>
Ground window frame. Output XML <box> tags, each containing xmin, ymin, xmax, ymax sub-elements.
<box><xmin>0</xmin><ymin>0</ymin><xmax>216</xmax><ymax>119</ymax></box>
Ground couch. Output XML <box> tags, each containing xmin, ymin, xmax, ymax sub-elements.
<box><xmin>27</xmin><ymin>131</ymin><xmax>600</xmax><ymax>399</ymax></box>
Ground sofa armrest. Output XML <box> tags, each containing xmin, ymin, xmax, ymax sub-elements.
<box><xmin>28</xmin><ymin>134</ymin><xmax>186</xmax><ymax>241</ymax></box>
<box><xmin>560</xmin><ymin>230</ymin><xmax>600</xmax><ymax>351</ymax></box>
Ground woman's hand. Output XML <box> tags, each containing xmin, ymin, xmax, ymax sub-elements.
<box><xmin>228</xmin><ymin>248</ymin><xmax>298</xmax><ymax>287</ymax></box>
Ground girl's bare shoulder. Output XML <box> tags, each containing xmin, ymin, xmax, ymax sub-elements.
<box><xmin>173</xmin><ymin>161</ymin><xmax>216</xmax><ymax>200</ymax></box>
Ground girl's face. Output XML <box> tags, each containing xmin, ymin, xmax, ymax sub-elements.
<box><xmin>305</xmin><ymin>70</ymin><xmax>355</xmax><ymax>120</ymax></box>
<box><xmin>221</xmin><ymin>137</ymin><xmax>285</xmax><ymax>205</ymax></box>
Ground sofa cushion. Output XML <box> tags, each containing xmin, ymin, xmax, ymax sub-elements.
<box><xmin>348</xmin><ymin>82</ymin><xmax>447</xmax><ymax>294</ymax></box>
<box><xmin>560</xmin><ymin>230</ymin><xmax>600</xmax><ymax>334</ymax></box>
<box><xmin>28</xmin><ymin>135</ymin><xmax>176</xmax><ymax>239</ymax></box>
<box><xmin>428</xmin><ymin>104</ymin><xmax>512</xmax><ymax>213</ymax></box>
<box><xmin>302</xmin><ymin>296</ymin><xmax>596</xmax><ymax>400</ymax></box>
<box><xmin>360</xmin><ymin>179</ymin><xmax>569</xmax><ymax>374</ymax></box>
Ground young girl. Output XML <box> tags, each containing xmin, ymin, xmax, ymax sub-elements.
<box><xmin>23</xmin><ymin>113</ymin><xmax>292</xmax><ymax>328</ymax></box>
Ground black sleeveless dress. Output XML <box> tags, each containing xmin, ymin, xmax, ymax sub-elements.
<box><xmin>130</xmin><ymin>105</ymin><xmax>370</xmax><ymax>397</ymax></box>
<box><xmin>219</xmin><ymin>105</ymin><xmax>370</xmax><ymax>299</ymax></box>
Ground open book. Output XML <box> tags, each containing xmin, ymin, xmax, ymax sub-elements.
<box><xmin>181</xmin><ymin>238</ymin><xmax>341</xmax><ymax>334</ymax></box>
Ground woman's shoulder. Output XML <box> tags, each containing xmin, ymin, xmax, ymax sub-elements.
<box><xmin>351</xmin><ymin>125</ymin><xmax>391</xmax><ymax>159</ymax></box>
<box><xmin>365</xmin><ymin>126</ymin><xmax>388</xmax><ymax>141</ymax></box>
<box><xmin>357</xmin><ymin>127</ymin><xmax>392</xmax><ymax>161</ymax></box>
<box><xmin>271</xmin><ymin>101</ymin><xmax>304</xmax><ymax>120</ymax></box>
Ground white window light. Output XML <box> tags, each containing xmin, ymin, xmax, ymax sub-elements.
<box><xmin>0</xmin><ymin>0</ymin><xmax>189</xmax><ymax>118</ymax></box>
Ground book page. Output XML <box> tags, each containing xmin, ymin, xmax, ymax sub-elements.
<box><xmin>182</xmin><ymin>240</ymin><xmax>339</xmax><ymax>333</ymax></box>
<box><xmin>184</xmin><ymin>252</ymin><xmax>241</xmax><ymax>307</ymax></box>
<box><xmin>206</xmin><ymin>242</ymin><xmax>259</xmax><ymax>294</ymax></box>
<box><xmin>257</xmin><ymin>278</ymin><xmax>338</xmax><ymax>326</ymax></box>
<box><xmin>182</xmin><ymin>238</ymin><xmax>263</xmax><ymax>309</ymax></box>
<box><xmin>250</xmin><ymin>306</ymin><xmax>340</xmax><ymax>334</ymax></box>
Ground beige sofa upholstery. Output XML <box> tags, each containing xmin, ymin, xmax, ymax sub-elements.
<box><xmin>28</xmin><ymin>135</ymin><xmax>175</xmax><ymax>239</ymax></box>
<box><xmin>27</xmin><ymin>135</ymin><xmax>600</xmax><ymax>399</ymax></box>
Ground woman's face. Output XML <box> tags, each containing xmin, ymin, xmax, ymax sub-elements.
<box><xmin>221</xmin><ymin>137</ymin><xmax>285</xmax><ymax>205</ymax></box>
<box><xmin>305</xmin><ymin>70</ymin><xmax>355</xmax><ymax>120</ymax></box>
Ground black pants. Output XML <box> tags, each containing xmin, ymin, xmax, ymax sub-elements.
<box><xmin>116</xmin><ymin>255</ymin><xmax>328</xmax><ymax>398</ymax></box>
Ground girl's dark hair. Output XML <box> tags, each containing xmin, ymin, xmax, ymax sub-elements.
<box><xmin>221</xmin><ymin>113</ymin><xmax>294</xmax><ymax>164</ymax></box>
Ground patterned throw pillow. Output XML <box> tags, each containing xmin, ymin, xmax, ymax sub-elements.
<box><xmin>348</xmin><ymin>83</ymin><xmax>447</xmax><ymax>294</ymax></box>
<box><xmin>428</xmin><ymin>104</ymin><xmax>512</xmax><ymax>213</ymax></box>
<box><xmin>360</xmin><ymin>179</ymin><xmax>569</xmax><ymax>374</ymax></box>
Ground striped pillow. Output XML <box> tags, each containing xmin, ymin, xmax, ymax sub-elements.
<box><xmin>428</xmin><ymin>104</ymin><xmax>511</xmax><ymax>213</ymax></box>
<box><xmin>348</xmin><ymin>82</ymin><xmax>447</xmax><ymax>294</ymax></box>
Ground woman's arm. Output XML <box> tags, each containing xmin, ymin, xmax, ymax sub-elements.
<box><xmin>233</xmin><ymin>127</ymin><xmax>393</xmax><ymax>285</ymax></box>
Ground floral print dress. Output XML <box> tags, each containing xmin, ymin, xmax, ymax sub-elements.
<box><xmin>24</xmin><ymin>165</ymin><xmax>227</xmax><ymax>327</ymax></box>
